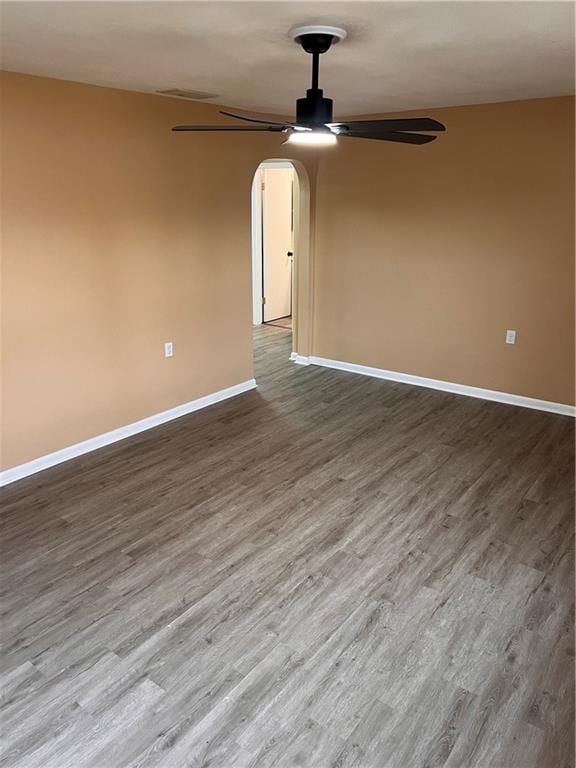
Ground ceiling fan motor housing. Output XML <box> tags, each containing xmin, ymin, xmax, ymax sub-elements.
<box><xmin>296</xmin><ymin>89</ymin><xmax>333</xmax><ymax>125</ymax></box>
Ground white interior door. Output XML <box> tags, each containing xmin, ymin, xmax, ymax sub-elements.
<box><xmin>262</xmin><ymin>168</ymin><xmax>293</xmax><ymax>322</ymax></box>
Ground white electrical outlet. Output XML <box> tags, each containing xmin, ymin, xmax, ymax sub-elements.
<box><xmin>505</xmin><ymin>330</ymin><xmax>517</xmax><ymax>345</ymax></box>
<box><xmin>164</xmin><ymin>342</ymin><xmax>174</xmax><ymax>358</ymax></box>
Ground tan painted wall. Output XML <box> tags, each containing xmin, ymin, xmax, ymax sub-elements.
<box><xmin>0</xmin><ymin>72</ymin><xmax>315</xmax><ymax>469</ymax></box>
<box><xmin>1</xmin><ymin>74</ymin><xmax>573</xmax><ymax>472</ymax></box>
<box><xmin>313</xmin><ymin>97</ymin><xmax>575</xmax><ymax>405</ymax></box>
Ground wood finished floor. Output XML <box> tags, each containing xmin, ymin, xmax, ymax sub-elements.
<box><xmin>1</xmin><ymin>325</ymin><xmax>574</xmax><ymax>768</ymax></box>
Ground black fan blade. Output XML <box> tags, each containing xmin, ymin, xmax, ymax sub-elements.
<box><xmin>330</xmin><ymin>118</ymin><xmax>445</xmax><ymax>133</ymax></box>
<box><xmin>342</xmin><ymin>131</ymin><xmax>437</xmax><ymax>145</ymax></box>
<box><xmin>172</xmin><ymin>125</ymin><xmax>285</xmax><ymax>132</ymax></box>
<box><xmin>219</xmin><ymin>110</ymin><xmax>289</xmax><ymax>126</ymax></box>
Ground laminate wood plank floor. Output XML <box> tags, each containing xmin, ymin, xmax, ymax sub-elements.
<box><xmin>1</xmin><ymin>325</ymin><xmax>574</xmax><ymax>768</ymax></box>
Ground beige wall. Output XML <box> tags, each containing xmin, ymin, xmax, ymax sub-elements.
<box><xmin>1</xmin><ymin>74</ymin><xmax>573</xmax><ymax>472</ymax></box>
<box><xmin>0</xmin><ymin>72</ymin><xmax>314</xmax><ymax>469</ymax></box>
<box><xmin>313</xmin><ymin>96</ymin><xmax>575</xmax><ymax>405</ymax></box>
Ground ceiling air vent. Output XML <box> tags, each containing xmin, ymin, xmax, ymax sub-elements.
<box><xmin>156</xmin><ymin>89</ymin><xmax>218</xmax><ymax>101</ymax></box>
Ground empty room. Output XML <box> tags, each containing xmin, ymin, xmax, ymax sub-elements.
<box><xmin>0</xmin><ymin>2</ymin><xmax>574</xmax><ymax>767</ymax></box>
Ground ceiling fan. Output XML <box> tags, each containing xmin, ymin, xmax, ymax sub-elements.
<box><xmin>172</xmin><ymin>26</ymin><xmax>446</xmax><ymax>146</ymax></box>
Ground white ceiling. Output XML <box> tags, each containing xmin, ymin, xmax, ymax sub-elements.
<box><xmin>1</xmin><ymin>1</ymin><xmax>574</xmax><ymax>116</ymax></box>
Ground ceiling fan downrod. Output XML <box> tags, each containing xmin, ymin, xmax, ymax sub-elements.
<box><xmin>290</xmin><ymin>26</ymin><xmax>347</xmax><ymax>126</ymax></box>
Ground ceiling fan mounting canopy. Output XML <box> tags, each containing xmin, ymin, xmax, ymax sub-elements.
<box><xmin>289</xmin><ymin>25</ymin><xmax>348</xmax><ymax>52</ymax></box>
<box><xmin>172</xmin><ymin>24</ymin><xmax>446</xmax><ymax>147</ymax></box>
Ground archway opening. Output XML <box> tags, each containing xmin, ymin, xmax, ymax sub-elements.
<box><xmin>251</xmin><ymin>158</ymin><xmax>312</xmax><ymax>365</ymax></box>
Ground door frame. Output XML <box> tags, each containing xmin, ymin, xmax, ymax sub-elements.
<box><xmin>251</xmin><ymin>158</ymin><xmax>313</xmax><ymax>358</ymax></box>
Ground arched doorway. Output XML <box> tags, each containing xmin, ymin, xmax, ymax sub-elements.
<box><xmin>251</xmin><ymin>158</ymin><xmax>312</xmax><ymax>361</ymax></box>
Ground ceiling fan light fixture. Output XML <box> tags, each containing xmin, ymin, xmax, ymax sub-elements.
<box><xmin>287</xmin><ymin>130</ymin><xmax>337</xmax><ymax>146</ymax></box>
<box><xmin>172</xmin><ymin>23</ymin><xmax>445</xmax><ymax>146</ymax></box>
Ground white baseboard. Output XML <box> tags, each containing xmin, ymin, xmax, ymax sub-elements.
<box><xmin>0</xmin><ymin>379</ymin><xmax>257</xmax><ymax>487</ymax></box>
<box><xmin>292</xmin><ymin>354</ymin><xmax>311</xmax><ymax>366</ymax></box>
<box><xmin>299</xmin><ymin>356</ymin><xmax>575</xmax><ymax>417</ymax></box>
